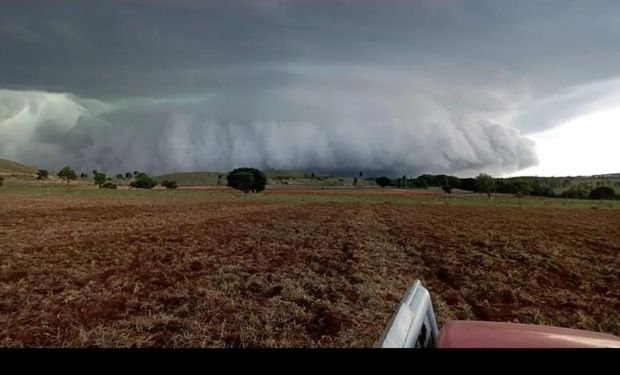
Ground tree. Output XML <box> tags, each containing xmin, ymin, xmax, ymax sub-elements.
<box><xmin>440</xmin><ymin>176</ymin><xmax>460</xmax><ymax>194</ymax></box>
<box><xmin>589</xmin><ymin>186</ymin><xmax>616</xmax><ymax>200</ymax></box>
<box><xmin>227</xmin><ymin>171</ymin><xmax>254</xmax><ymax>193</ymax></box>
<box><xmin>36</xmin><ymin>169</ymin><xmax>49</xmax><ymax>180</ymax></box>
<box><xmin>93</xmin><ymin>171</ymin><xmax>107</xmax><ymax>187</ymax></box>
<box><xmin>125</xmin><ymin>172</ymin><xmax>133</xmax><ymax>179</ymax></box>
<box><xmin>80</xmin><ymin>173</ymin><xmax>88</xmax><ymax>179</ymax></box>
<box><xmin>161</xmin><ymin>180</ymin><xmax>178</xmax><ymax>190</ymax></box>
<box><xmin>116</xmin><ymin>174</ymin><xmax>125</xmax><ymax>180</ymax></box>
<box><xmin>459</xmin><ymin>178</ymin><xmax>476</xmax><ymax>192</ymax></box>
<box><xmin>359</xmin><ymin>171</ymin><xmax>363</xmax><ymax>178</ymax></box>
<box><xmin>375</xmin><ymin>176</ymin><xmax>392</xmax><ymax>188</ymax></box>
<box><xmin>353</xmin><ymin>177</ymin><xmax>358</xmax><ymax>186</ymax></box>
<box><xmin>0</xmin><ymin>176</ymin><xmax>4</xmax><ymax>187</ymax></box>
<box><xmin>57</xmin><ymin>166</ymin><xmax>77</xmax><ymax>184</ymax></box>
<box><xmin>440</xmin><ymin>177</ymin><xmax>452</xmax><ymax>194</ymax></box>
<box><xmin>226</xmin><ymin>168</ymin><xmax>267</xmax><ymax>193</ymax></box>
<box><xmin>476</xmin><ymin>173</ymin><xmax>496</xmax><ymax>198</ymax></box>
<box><xmin>129</xmin><ymin>173</ymin><xmax>158</xmax><ymax>189</ymax></box>
<box><xmin>217</xmin><ymin>174</ymin><xmax>223</xmax><ymax>185</ymax></box>
<box><xmin>133</xmin><ymin>171</ymin><xmax>139</xmax><ymax>176</ymax></box>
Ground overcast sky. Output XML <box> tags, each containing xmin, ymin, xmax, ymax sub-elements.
<box><xmin>1</xmin><ymin>0</ymin><xmax>618</xmax><ymax>176</ymax></box>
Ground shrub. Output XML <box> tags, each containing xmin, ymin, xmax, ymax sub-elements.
<box><xmin>36</xmin><ymin>169</ymin><xmax>49</xmax><ymax>180</ymax></box>
<box><xmin>161</xmin><ymin>180</ymin><xmax>178</xmax><ymax>190</ymax></box>
<box><xmin>100</xmin><ymin>182</ymin><xmax>117</xmax><ymax>189</ymax></box>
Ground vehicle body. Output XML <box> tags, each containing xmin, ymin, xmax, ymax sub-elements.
<box><xmin>376</xmin><ymin>280</ymin><xmax>620</xmax><ymax>348</ymax></box>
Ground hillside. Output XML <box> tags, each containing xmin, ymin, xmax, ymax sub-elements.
<box><xmin>0</xmin><ymin>159</ymin><xmax>38</xmax><ymax>175</ymax></box>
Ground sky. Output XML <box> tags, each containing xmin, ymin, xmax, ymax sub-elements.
<box><xmin>0</xmin><ymin>0</ymin><xmax>619</xmax><ymax>177</ymax></box>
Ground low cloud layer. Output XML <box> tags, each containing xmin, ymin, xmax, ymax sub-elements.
<box><xmin>1</xmin><ymin>75</ymin><xmax>537</xmax><ymax>176</ymax></box>
<box><xmin>1</xmin><ymin>1</ymin><xmax>619</xmax><ymax>176</ymax></box>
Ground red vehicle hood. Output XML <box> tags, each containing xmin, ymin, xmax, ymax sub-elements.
<box><xmin>437</xmin><ymin>320</ymin><xmax>620</xmax><ymax>348</ymax></box>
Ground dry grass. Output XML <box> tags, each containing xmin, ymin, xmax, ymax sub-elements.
<box><xmin>0</xmin><ymin>188</ymin><xmax>618</xmax><ymax>347</ymax></box>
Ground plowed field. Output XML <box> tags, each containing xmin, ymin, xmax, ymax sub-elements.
<box><xmin>1</xmin><ymin>188</ymin><xmax>618</xmax><ymax>347</ymax></box>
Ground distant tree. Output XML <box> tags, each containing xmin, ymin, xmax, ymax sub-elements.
<box><xmin>125</xmin><ymin>172</ymin><xmax>133</xmax><ymax>179</ymax></box>
<box><xmin>36</xmin><ymin>169</ymin><xmax>49</xmax><ymax>180</ymax></box>
<box><xmin>440</xmin><ymin>177</ymin><xmax>452</xmax><ymax>194</ymax></box>
<box><xmin>311</xmin><ymin>172</ymin><xmax>315</xmax><ymax>181</ymax></box>
<box><xmin>116</xmin><ymin>174</ymin><xmax>125</xmax><ymax>180</ymax></box>
<box><xmin>589</xmin><ymin>186</ymin><xmax>616</xmax><ymax>200</ymax></box>
<box><xmin>446</xmin><ymin>176</ymin><xmax>461</xmax><ymax>190</ymax></box>
<box><xmin>513</xmin><ymin>179</ymin><xmax>532</xmax><ymax>196</ymax></box>
<box><xmin>57</xmin><ymin>166</ymin><xmax>77</xmax><ymax>184</ymax></box>
<box><xmin>161</xmin><ymin>180</ymin><xmax>178</xmax><ymax>190</ymax></box>
<box><xmin>359</xmin><ymin>171</ymin><xmax>363</xmax><ymax>178</ymax></box>
<box><xmin>353</xmin><ymin>177</ymin><xmax>358</xmax><ymax>186</ymax></box>
<box><xmin>0</xmin><ymin>176</ymin><xmax>4</xmax><ymax>187</ymax></box>
<box><xmin>133</xmin><ymin>171</ymin><xmax>139</xmax><ymax>177</ymax></box>
<box><xmin>476</xmin><ymin>173</ymin><xmax>496</xmax><ymax>198</ymax></box>
<box><xmin>375</xmin><ymin>176</ymin><xmax>392</xmax><ymax>188</ymax></box>
<box><xmin>93</xmin><ymin>171</ymin><xmax>107</xmax><ymax>187</ymax></box>
<box><xmin>80</xmin><ymin>173</ymin><xmax>88</xmax><ymax>179</ymax></box>
<box><xmin>100</xmin><ymin>182</ymin><xmax>117</xmax><ymax>189</ymax></box>
<box><xmin>129</xmin><ymin>173</ymin><xmax>158</xmax><ymax>189</ymax></box>
<box><xmin>459</xmin><ymin>178</ymin><xmax>477</xmax><ymax>192</ymax></box>
<box><xmin>217</xmin><ymin>174</ymin><xmax>223</xmax><ymax>185</ymax></box>
<box><xmin>530</xmin><ymin>178</ymin><xmax>556</xmax><ymax>197</ymax></box>
<box><xmin>226</xmin><ymin>168</ymin><xmax>267</xmax><ymax>193</ymax></box>
<box><xmin>440</xmin><ymin>176</ymin><xmax>460</xmax><ymax>194</ymax></box>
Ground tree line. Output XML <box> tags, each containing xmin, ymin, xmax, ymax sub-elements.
<box><xmin>370</xmin><ymin>173</ymin><xmax>618</xmax><ymax>200</ymax></box>
<box><xmin>32</xmin><ymin>167</ymin><xmax>177</xmax><ymax>190</ymax></box>
<box><xmin>29</xmin><ymin>166</ymin><xmax>268</xmax><ymax>193</ymax></box>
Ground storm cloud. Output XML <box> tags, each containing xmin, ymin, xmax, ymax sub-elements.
<box><xmin>1</xmin><ymin>1</ymin><xmax>619</xmax><ymax>175</ymax></box>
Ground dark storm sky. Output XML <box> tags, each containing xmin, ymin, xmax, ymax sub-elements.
<box><xmin>1</xmin><ymin>0</ymin><xmax>619</xmax><ymax>175</ymax></box>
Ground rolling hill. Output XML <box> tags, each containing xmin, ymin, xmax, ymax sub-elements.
<box><xmin>0</xmin><ymin>159</ymin><xmax>38</xmax><ymax>175</ymax></box>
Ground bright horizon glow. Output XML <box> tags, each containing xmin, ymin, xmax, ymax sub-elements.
<box><xmin>507</xmin><ymin>107</ymin><xmax>620</xmax><ymax>177</ymax></box>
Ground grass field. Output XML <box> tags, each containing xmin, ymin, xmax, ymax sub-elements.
<box><xmin>1</xmin><ymin>185</ymin><xmax>619</xmax><ymax>347</ymax></box>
